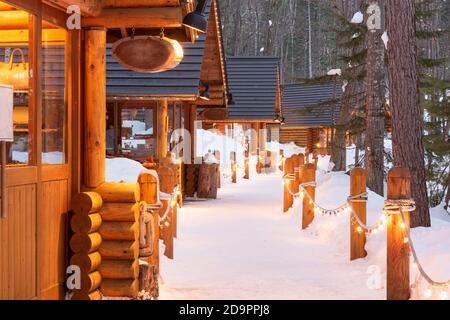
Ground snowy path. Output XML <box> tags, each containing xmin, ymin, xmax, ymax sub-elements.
<box><xmin>159</xmin><ymin>172</ymin><xmax>387</xmax><ymax>300</ymax></box>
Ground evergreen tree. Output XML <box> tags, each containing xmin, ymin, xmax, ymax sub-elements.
<box><xmin>293</xmin><ymin>4</ymin><xmax>368</xmax><ymax>172</ymax></box>
<box><xmin>416</xmin><ymin>0</ymin><xmax>450</xmax><ymax>207</ymax></box>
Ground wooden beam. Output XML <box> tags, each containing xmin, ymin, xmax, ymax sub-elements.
<box><xmin>0</xmin><ymin>4</ymin><xmax>16</xmax><ymax>11</ymax></box>
<box><xmin>0</xmin><ymin>29</ymin><xmax>67</xmax><ymax>44</ymax></box>
<box><xmin>82</xmin><ymin>7</ymin><xmax>183</xmax><ymax>28</ymax></box>
<box><xmin>102</xmin><ymin>0</ymin><xmax>181</xmax><ymax>8</ymax></box>
<box><xmin>84</xmin><ymin>29</ymin><xmax>107</xmax><ymax>188</ymax></box>
<box><xmin>43</xmin><ymin>0</ymin><xmax>102</xmax><ymax>17</ymax></box>
<box><xmin>193</xmin><ymin>98</ymin><xmax>225</xmax><ymax>106</ymax></box>
<box><xmin>0</xmin><ymin>11</ymin><xmax>55</xmax><ymax>29</ymax></box>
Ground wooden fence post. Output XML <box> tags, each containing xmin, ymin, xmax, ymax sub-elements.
<box><xmin>138</xmin><ymin>171</ymin><xmax>160</xmax><ymax>298</ymax></box>
<box><xmin>293</xmin><ymin>154</ymin><xmax>305</xmax><ymax>194</ymax></box>
<box><xmin>350</xmin><ymin>168</ymin><xmax>367</xmax><ymax>261</ymax></box>
<box><xmin>214</xmin><ymin>151</ymin><xmax>221</xmax><ymax>188</ymax></box>
<box><xmin>231</xmin><ymin>151</ymin><xmax>237</xmax><ymax>183</ymax></box>
<box><xmin>279</xmin><ymin>149</ymin><xmax>285</xmax><ymax>172</ymax></box>
<box><xmin>283</xmin><ymin>157</ymin><xmax>294</xmax><ymax>213</ymax></box>
<box><xmin>160</xmin><ymin>198</ymin><xmax>174</xmax><ymax>259</ymax></box>
<box><xmin>301</xmin><ymin>164</ymin><xmax>316</xmax><ymax>229</ymax></box>
<box><xmin>387</xmin><ymin>167</ymin><xmax>411</xmax><ymax>300</ymax></box>
<box><xmin>292</xmin><ymin>155</ymin><xmax>300</xmax><ymax>194</ymax></box>
<box><xmin>244</xmin><ymin>150</ymin><xmax>250</xmax><ymax>180</ymax></box>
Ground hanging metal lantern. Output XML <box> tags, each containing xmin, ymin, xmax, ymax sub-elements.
<box><xmin>112</xmin><ymin>35</ymin><xmax>184</xmax><ymax>73</ymax></box>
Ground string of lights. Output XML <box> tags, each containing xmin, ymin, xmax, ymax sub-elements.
<box><xmin>394</xmin><ymin>204</ymin><xmax>450</xmax><ymax>297</ymax></box>
<box><xmin>282</xmin><ymin>175</ymin><xmax>450</xmax><ymax>298</ymax></box>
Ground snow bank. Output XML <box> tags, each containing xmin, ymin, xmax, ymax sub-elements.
<box><xmin>160</xmin><ymin>169</ymin><xmax>450</xmax><ymax>300</ymax></box>
<box><xmin>305</xmin><ymin>172</ymin><xmax>450</xmax><ymax>300</ymax></box>
<box><xmin>196</xmin><ymin>129</ymin><xmax>246</xmax><ymax>165</ymax></box>
<box><xmin>327</xmin><ymin>68</ymin><xmax>342</xmax><ymax>76</ymax></box>
<box><xmin>106</xmin><ymin>157</ymin><xmax>145</xmax><ymax>182</ymax></box>
<box><xmin>267</xmin><ymin>141</ymin><xmax>305</xmax><ymax>158</ymax></box>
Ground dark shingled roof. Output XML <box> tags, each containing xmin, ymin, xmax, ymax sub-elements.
<box><xmin>282</xmin><ymin>83</ymin><xmax>342</xmax><ymax>127</ymax></box>
<box><xmin>106</xmin><ymin>1</ymin><xmax>212</xmax><ymax>99</ymax></box>
<box><xmin>226</xmin><ymin>56</ymin><xmax>279</xmax><ymax>120</ymax></box>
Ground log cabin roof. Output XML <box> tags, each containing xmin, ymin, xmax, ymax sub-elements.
<box><xmin>106</xmin><ymin>0</ymin><xmax>228</xmax><ymax>105</ymax></box>
<box><xmin>226</xmin><ymin>56</ymin><xmax>280</xmax><ymax>121</ymax></box>
<box><xmin>282</xmin><ymin>83</ymin><xmax>342</xmax><ymax>128</ymax></box>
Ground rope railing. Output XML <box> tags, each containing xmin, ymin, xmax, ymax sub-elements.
<box><xmin>282</xmin><ymin>173</ymin><xmax>450</xmax><ymax>298</ymax></box>
<box><xmin>159</xmin><ymin>184</ymin><xmax>180</xmax><ymax>226</ymax></box>
<box><xmin>392</xmin><ymin>203</ymin><xmax>450</xmax><ymax>296</ymax></box>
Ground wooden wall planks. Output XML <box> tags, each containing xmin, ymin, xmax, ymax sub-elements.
<box><xmin>0</xmin><ymin>184</ymin><xmax>37</xmax><ymax>300</ymax></box>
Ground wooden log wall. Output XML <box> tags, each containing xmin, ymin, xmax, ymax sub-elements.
<box><xmin>95</xmin><ymin>182</ymin><xmax>141</xmax><ymax>298</ymax></box>
<box><xmin>70</xmin><ymin>192</ymin><xmax>103</xmax><ymax>300</ymax></box>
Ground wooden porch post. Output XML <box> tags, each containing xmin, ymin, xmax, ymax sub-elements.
<box><xmin>190</xmin><ymin>105</ymin><xmax>197</xmax><ymax>164</ymax></box>
<box><xmin>84</xmin><ymin>28</ymin><xmax>106</xmax><ymax>188</ymax></box>
<box><xmin>156</xmin><ymin>100</ymin><xmax>168</xmax><ymax>161</ymax></box>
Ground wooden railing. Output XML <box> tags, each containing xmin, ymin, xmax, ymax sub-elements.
<box><xmin>281</xmin><ymin>154</ymin><xmax>449</xmax><ymax>300</ymax></box>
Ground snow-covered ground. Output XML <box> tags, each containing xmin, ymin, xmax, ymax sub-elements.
<box><xmin>159</xmin><ymin>168</ymin><xmax>450</xmax><ymax>300</ymax></box>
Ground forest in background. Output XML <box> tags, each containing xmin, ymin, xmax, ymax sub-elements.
<box><xmin>219</xmin><ymin>0</ymin><xmax>450</xmax><ymax>82</ymax></box>
<box><xmin>219</xmin><ymin>0</ymin><xmax>450</xmax><ymax>226</ymax></box>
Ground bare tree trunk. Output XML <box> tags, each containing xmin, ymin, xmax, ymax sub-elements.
<box><xmin>364</xmin><ymin>0</ymin><xmax>385</xmax><ymax>196</ymax></box>
<box><xmin>308</xmin><ymin>0</ymin><xmax>313</xmax><ymax>79</ymax></box>
<box><xmin>445</xmin><ymin>174</ymin><xmax>450</xmax><ymax>210</ymax></box>
<box><xmin>232</xmin><ymin>0</ymin><xmax>242</xmax><ymax>56</ymax></box>
<box><xmin>330</xmin><ymin>0</ymin><xmax>353</xmax><ymax>172</ymax></box>
<box><xmin>386</xmin><ymin>0</ymin><xmax>431</xmax><ymax>227</ymax></box>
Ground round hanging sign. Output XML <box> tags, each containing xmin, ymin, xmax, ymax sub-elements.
<box><xmin>112</xmin><ymin>36</ymin><xmax>184</xmax><ymax>73</ymax></box>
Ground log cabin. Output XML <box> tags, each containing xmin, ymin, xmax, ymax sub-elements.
<box><xmin>280</xmin><ymin>83</ymin><xmax>342</xmax><ymax>155</ymax></box>
<box><xmin>200</xmin><ymin>56</ymin><xmax>282</xmax><ymax>165</ymax></box>
<box><xmin>0</xmin><ymin>0</ymin><xmax>206</xmax><ymax>300</ymax></box>
<box><xmin>105</xmin><ymin>0</ymin><xmax>228</xmax><ymax>164</ymax></box>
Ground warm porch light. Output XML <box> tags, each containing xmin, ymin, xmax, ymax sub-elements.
<box><xmin>227</xmin><ymin>93</ymin><xmax>235</xmax><ymax>105</ymax></box>
<box><xmin>199</xmin><ymin>83</ymin><xmax>210</xmax><ymax>101</ymax></box>
<box><xmin>182</xmin><ymin>0</ymin><xmax>208</xmax><ymax>33</ymax></box>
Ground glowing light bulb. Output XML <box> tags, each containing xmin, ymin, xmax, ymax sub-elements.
<box><xmin>403</xmin><ymin>237</ymin><xmax>409</xmax><ymax>244</ymax></box>
<box><xmin>381</xmin><ymin>215</ymin><xmax>388</xmax><ymax>225</ymax></box>
<box><xmin>425</xmin><ymin>289</ymin><xmax>433</xmax><ymax>298</ymax></box>
<box><xmin>309</xmin><ymin>200</ymin><xmax>313</xmax><ymax>205</ymax></box>
<box><xmin>356</xmin><ymin>226</ymin><xmax>363</xmax><ymax>234</ymax></box>
<box><xmin>440</xmin><ymin>291</ymin><xmax>448</xmax><ymax>300</ymax></box>
<box><xmin>282</xmin><ymin>180</ymin><xmax>286</xmax><ymax>186</ymax></box>
<box><xmin>378</xmin><ymin>225</ymin><xmax>384</xmax><ymax>232</ymax></box>
<box><xmin>164</xmin><ymin>221</ymin><xmax>170</xmax><ymax>227</ymax></box>
<box><xmin>413</xmin><ymin>262</ymin><xmax>418</xmax><ymax>269</ymax></box>
<box><xmin>400</xmin><ymin>223</ymin><xmax>406</xmax><ymax>229</ymax></box>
